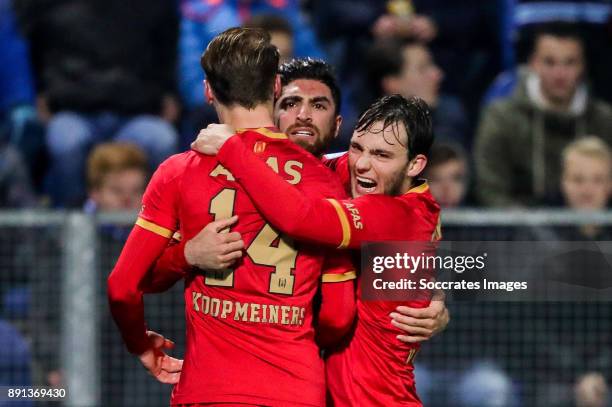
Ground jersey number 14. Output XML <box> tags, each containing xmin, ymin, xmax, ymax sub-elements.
<box><xmin>206</xmin><ymin>188</ymin><xmax>298</xmax><ymax>295</ymax></box>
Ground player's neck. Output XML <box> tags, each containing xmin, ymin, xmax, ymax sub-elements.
<box><xmin>216</xmin><ymin>103</ymin><xmax>275</xmax><ymax>130</ymax></box>
<box><xmin>399</xmin><ymin>177</ymin><xmax>416</xmax><ymax>195</ymax></box>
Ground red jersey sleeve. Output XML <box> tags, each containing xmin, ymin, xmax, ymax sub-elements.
<box><xmin>137</xmin><ymin>157</ymin><xmax>182</xmax><ymax>234</ymax></box>
<box><xmin>216</xmin><ymin>136</ymin><xmax>437</xmax><ymax>248</ymax></box>
<box><xmin>320</xmin><ymin>251</ymin><xmax>357</xmax><ymax>283</ymax></box>
<box><xmin>107</xmin><ymin>227</ymin><xmax>171</xmax><ymax>354</ymax></box>
<box><xmin>332</xmin><ymin>186</ymin><xmax>439</xmax><ymax>243</ymax></box>
<box><xmin>107</xmin><ymin>156</ymin><xmax>183</xmax><ymax>354</ymax></box>
<box><xmin>141</xmin><ymin>237</ymin><xmax>189</xmax><ymax>293</ymax></box>
<box><xmin>316</xmin><ymin>252</ymin><xmax>357</xmax><ymax>348</ymax></box>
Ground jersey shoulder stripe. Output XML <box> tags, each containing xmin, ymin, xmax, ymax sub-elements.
<box><xmin>241</xmin><ymin>127</ymin><xmax>288</xmax><ymax>140</ymax></box>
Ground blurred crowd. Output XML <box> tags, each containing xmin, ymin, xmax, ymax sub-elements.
<box><xmin>1</xmin><ymin>1</ymin><xmax>612</xmax><ymax>406</ymax></box>
<box><xmin>0</xmin><ymin>0</ymin><xmax>611</xmax><ymax>215</ymax></box>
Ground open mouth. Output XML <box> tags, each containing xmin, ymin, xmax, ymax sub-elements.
<box><xmin>355</xmin><ymin>176</ymin><xmax>378</xmax><ymax>193</ymax></box>
<box><xmin>289</xmin><ymin>127</ymin><xmax>317</xmax><ymax>138</ymax></box>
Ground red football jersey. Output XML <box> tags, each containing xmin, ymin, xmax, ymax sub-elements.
<box><xmin>210</xmin><ymin>145</ymin><xmax>441</xmax><ymax>406</ymax></box>
<box><xmin>138</xmin><ymin>128</ymin><xmax>355</xmax><ymax>407</ymax></box>
<box><xmin>322</xmin><ymin>153</ymin><xmax>439</xmax><ymax>406</ymax></box>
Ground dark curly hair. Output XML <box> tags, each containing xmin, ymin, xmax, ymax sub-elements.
<box><xmin>279</xmin><ymin>58</ymin><xmax>342</xmax><ymax>115</ymax></box>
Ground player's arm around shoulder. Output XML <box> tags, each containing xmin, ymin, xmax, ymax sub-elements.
<box><xmin>328</xmin><ymin>194</ymin><xmax>409</xmax><ymax>248</ymax></box>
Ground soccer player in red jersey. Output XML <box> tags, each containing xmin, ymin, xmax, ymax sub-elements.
<box><xmin>107</xmin><ymin>28</ymin><xmax>357</xmax><ymax>407</ymax></box>
<box><xmin>192</xmin><ymin>94</ymin><xmax>441</xmax><ymax>406</ymax></box>
<box><xmin>152</xmin><ymin>59</ymin><xmax>447</xmax><ymax>346</ymax></box>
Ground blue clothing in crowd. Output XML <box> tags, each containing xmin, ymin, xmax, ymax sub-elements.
<box><xmin>179</xmin><ymin>0</ymin><xmax>326</xmax><ymax>108</ymax></box>
<box><xmin>0</xmin><ymin>0</ymin><xmax>34</xmax><ymax>115</ymax></box>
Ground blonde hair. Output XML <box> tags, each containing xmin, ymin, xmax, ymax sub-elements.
<box><xmin>562</xmin><ymin>136</ymin><xmax>612</xmax><ymax>167</ymax></box>
<box><xmin>87</xmin><ymin>143</ymin><xmax>148</xmax><ymax>189</ymax></box>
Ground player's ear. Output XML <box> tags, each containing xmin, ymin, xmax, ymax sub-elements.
<box><xmin>407</xmin><ymin>154</ymin><xmax>427</xmax><ymax>178</ymax></box>
<box><xmin>273</xmin><ymin>74</ymin><xmax>282</xmax><ymax>99</ymax></box>
<box><xmin>204</xmin><ymin>80</ymin><xmax>215</xmax><ymax>105</ymax></box>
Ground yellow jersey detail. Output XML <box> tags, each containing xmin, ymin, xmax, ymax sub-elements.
<box><xmin>322</xmin><ymin>271</ymin><xmax>357</xmax><ymax>283</ymax></box>
<box><xmin>327</xmin><ymin>199</ymin><xmax>352</xmax><ymax>249</ymax></box>
<box><xmin>255</xmin><ymin>127</ymin><xmax>287</xmax><ymax>139</ymax></box>
<box><xmin>432</xmin><ymin>216</ymin><xmax>442</xmax><ymax>241</ymax></box>
<box><xmin>135</xmin><ymin>217</ymin><xmax>174</xmax><ymax>239</ymax></box>
<box><xmin>254</xmin><ymin>141</ymin><xmax>267</xmax><ymax>153</ymax></box>
<box><xmin>237</xmin><ymin>127</ymin><xmax>287</xmax><ymax>140</ymax></box>
<box><xmin>406</xmin><ymin>348</ymin><xmax>419</xmax><ymax>364</ymax></box>
<box><xmin>407</xmin><ymin>180</ymin><xmax>429</xmax><ymax>194</ymax></box>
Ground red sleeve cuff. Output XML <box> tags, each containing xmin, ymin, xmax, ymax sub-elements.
<box><xmin>174</xmin><ymin>239</ymin><xmax>190</xmax><ymax>270</ymax></box>
<box><xmin>126</xmin><ymin>333</ymin><xmax>151</xmax><ymax>355</ymax></box>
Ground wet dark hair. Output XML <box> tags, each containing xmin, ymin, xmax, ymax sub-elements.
<box><xmin>355</xmin><ymin>94</ymin><xmax>433</xmax><ymax>160</ymax></box>
<box><xmin>279</xmin><ymin>58</ymin><xmax>342</xmax><ymax>115</ymax></box>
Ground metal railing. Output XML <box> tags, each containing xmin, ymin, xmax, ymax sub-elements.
<box><xmin>0</xmin><ymin>209</ymin><xmax>611</xmax><ymax>407</ymax></box>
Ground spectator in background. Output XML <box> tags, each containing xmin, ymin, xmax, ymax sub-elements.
<box><xmin>312</xmin><ymin>0</ymin><xmax>500</xmax><ymax>126</ymax></box>
<box><xmin>575</xmin><ymin>372</ymin><xmax>609</xmax><ymax>407</ymax></box>
<box><xmin>85</xmin><ymin>142</ymin><xmax>149</xmax><ymax>253</ymax></box>
<box><xmin>311</xmin><ymin>0</ymin><xmax>436</xmax><ymax>83</ymax></box>
<box><xmin>189</xmin><ymin>13</ymin><xmax>299</xmax><ymax>138</ymax></box>
<box><xmin>525</xmin><ymin>136</ymin><xmax>612</xmax><ymax>244</ymax></box>
<box><xmin>0</xmin><ymin>0</ymin><xmax>45</xmax><ymax>194</ymax></box>
<box><xmin>30</xmin><ymin>143</ymin><xmax>150</xmax><ymax>401</ymax></box>
<box><xmin>371</xmin><ymin>0</ymin><xmax>437</xmax><ymax>42</ymax></box>
<box><xmin>0</xmin><ymin>1</ymin><xmax>37</xmax><ymax>209</ymax></box>
<box><xmin>559</xmin><ymin>136</ymin><xmax>611</xmax><ymax>239</ymax></box>
<box><xmin>415</xmin><ymin>360</ymin><xmax>517</xmax><ymax>407</ymax></box>
<box><xmin>0</xmin><ymin>141</ymin><xmax>36</xmax><ymax>208</ymax></box>
<box><xmin>85</xmin><ymin>143</ymin><xmax>148</xmax><ymax>214</ymax></box>
<box><xmin>13</xmin><ymin>0</ymin><xmax>180</xmax><ymax>208</ymax></box>
<box><xmin>409</xmin><ymin>0</ymin><xmax>501</xmax><ymax>120</ymax></box>
<box><xmin>244</xmin><ymin>14</ymin><xmax>294</xmax><ymax>65</ymax></box>
<box><xmin>423</xmin><ymin>143</ymin><xmax>469</xmax><ymax>208</ymax></box>
<box><xmin>0</xmin><ymin>0</ymin><xmax>34</xmax><ymax>140</ymax></box>
<box><xmin>178</xmin><ymin>0</ymin><xmax>325</xmax><ymax>112</ymax></box>
<box><xmin>310</xmin><ymin>0</ymin><xmax>441</xmax><ymax>152</ymax></box>
<box><xmin>562</xmin><ymin>137</ymin><xmax>611</xmax><ymax>211</ymax></box>
<box><xmin>0</xmin><ymin>320</ymin><xmax>32</xmax><ymax>406</ymax></box>
<box><xmin>475</xmin><ymin>23</ymin><xmax>612</xmax><ymax>207</ymax></box>
<box><xmin>500</xmin><ymin>0</ymin><xmax>612</xmax><ymax>104</ymax></box>
<box><xmin>364</xmin><ymin>39</ymin><xmax>469</xmax><ymax>148</ymax></box>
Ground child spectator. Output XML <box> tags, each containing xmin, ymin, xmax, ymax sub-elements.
<box><xmin>85</xmin><ymin>143</ymin><xmax>148</xmax><ymax>213</ymax></box>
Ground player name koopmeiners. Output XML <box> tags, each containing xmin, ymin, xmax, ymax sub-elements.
<box><xmin>191</xmin><ymin>291</ymin><xmax>306</xmax><ymax>326</ymax></box>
